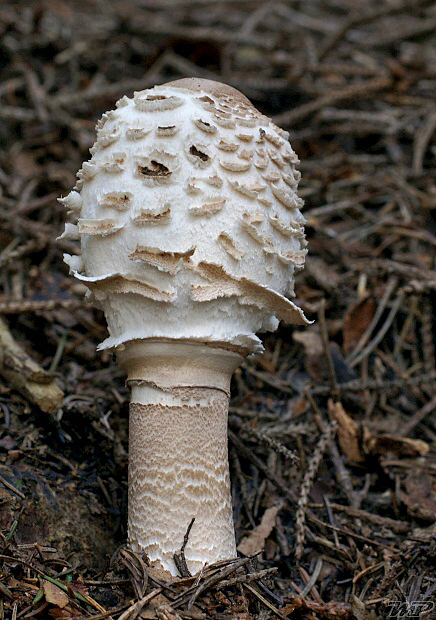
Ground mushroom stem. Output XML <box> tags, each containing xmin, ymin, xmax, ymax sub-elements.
<box><xmin>118</xmin><ymin>341</ymin><xmax>244</xmax><ymax>575</ymax></box>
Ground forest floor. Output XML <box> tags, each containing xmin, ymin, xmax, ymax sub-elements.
<box><xmin>0</xmin><ymin>0</ymin><xmax>435</xmax><ymax>618</ymax></box>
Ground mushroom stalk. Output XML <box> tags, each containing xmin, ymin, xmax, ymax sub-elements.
<box><xmin>120</xmin><ymin>341</ymin><xmax>243</xmax><ymax>574</ymax></box>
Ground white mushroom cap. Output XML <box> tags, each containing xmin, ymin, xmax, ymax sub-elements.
<box><xmin>62</xmin><ymin>78</ymin><xmax>309</xmax><ymax>353</ymax></box>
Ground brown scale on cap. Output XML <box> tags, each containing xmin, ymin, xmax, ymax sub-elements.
<box><xmin>165</xmin><ymin>77</ymin><xmax>254</xmax><ymax>107</ymax></box>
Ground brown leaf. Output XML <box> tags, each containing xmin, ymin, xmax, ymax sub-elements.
<box><xmin>291</xmin><ymin>395</ymin><xmax>308</xmax><ymax>417</ymax></box>
<box><xmin>306</xmin><ymin>257</ymin><xmax>340</xmax><ymax>293</ymax></box>
<box><xmin>43</xmin><ymin>580</ymin><xmax>69</xmax><ymax>609</ymax></box>
<box><xmin>48</xmin><ymin>607</ymin><xmax>76</xmax><ymax>619</ymax></box>
<box><xmin>237</xmin><ymin>501</ymin><xmax>283</xmax><ymax>555</ymax></box>
<box><xmin>343</xmin><ymin>296</ymin><xmax>376</xmax><ymax>355</ymax></box>
<box><xmin>366</xmin><ymin>434</ymin><xmax>429</xmax><ymax>458</ymax></box>
<box><xmin>141</xmin><ymin>562</ymin><xmax>174</xmax><ymax>618</ymax></box>
<box><xmin>402</xmin><ymin>472</ymin><xmax>436</xmax><ymax>522</ymax></box>
<box><xmin>328</xmin><ymin>400</ymin><xmax>364</xmax><ymax>463</ymax></box>
<box><xmin>147</xmin><ymin>562</ymin><xmax>174</xmax><ymax>583</ymax></box>
<box><xmin>293</xmin><ymin>331</ymin><xmax>326</xmax><ymax>383</ymax></box>
<box><xmin>294</xmin><ymin>332</ymin><xmax>355</xmax><ymax>384</ymax></box>
<box><xmin>281</xmin><ymin>598</ymin><xmax>305</xmax><ymax>616</ymax></box>
<box><xmin>293</xmin><ymin>331</ymin><xmax>323</xmax><ymax>357</ymax></box>
<box><xmin>156</xmin><ymin>603</ymin><xmax>183</xmax><ymax>620</ymax></box>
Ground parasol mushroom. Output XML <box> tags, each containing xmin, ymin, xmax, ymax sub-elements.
<box><xmin>60</xmin><ymin>77</ymin><xmax>309</xmax><ymax>575</ymax></box>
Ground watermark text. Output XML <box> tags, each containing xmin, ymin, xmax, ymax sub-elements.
<box><xmin>386</xmin><ymin>601</ymin><xmax>435</xmax><ymax>618</ymax></box>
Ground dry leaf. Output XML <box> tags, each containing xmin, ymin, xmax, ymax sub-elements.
<box><xmin>291</xmin><ymin>394</ymin><xmax>308</xmax><ymax>417</ymax></box>
<box><xmin>343</xmin><ymin>296</ymin><xmax>376</xmax><ymax>355</ymax></box>
<box><xmin>401</xmin><ymin>472</ymin><xmax>436</xmax><ymax>522</ymax></box>
<box><xmin>293</xmin><ymin>331</ymin><xmax>326</xmax><ymax>384</ymax></box>
<box><xmin>366</xmin><ymin>434</ymin><xmax>429</xmax><ymax>458</ymax></box>
<box><xmin>156</xmin><ymin>603</ymin><xmax>183</xmax><ymax>620</ymax></box>
<box><xmin>306</xmin><ymin>256</ymin><xmax>340</xmax><ymax>292</ymax></box>
<box><xmin>294</xmin><ymin>331</ymin><xmax>355</xmax><ymax>384</ymax></box>
<box><xmin>48</xmin><ymin>607</ymin><xmax>77</xmax><ymax>619</ymax></box>
<box><xmin>43</xmin><ymin>580</ymin><xmax>69</xmax><ymax>609</ymax></box>
<box><xmin>147</xmin><ymin>561</ymin><xmax>174</xmax><ymax>583</ymax></box>
<box><xmin>293</xmin><ymin>330</ymin><xmax>323</xmax><ymax>357</ymax></box>
<box><xmin>237</xmin><ymin>501</ymin><xmax>283</xmax><ymax>555</ymax></box>
<box><xmin>0</xmin><ymin>316</ymin><xmax>64</xmax><ymax>413</ymax></box>
<box><xmin>142</xmin><ymin>562</ymin><xmax>175</xmax><ymax>618</ymax></box>
<box><xmin>281</xmin><ymin>598</ymin><xmax>304</xmax><ymax>616</ymax></box>
<box><xmin>328</xmin><ymin>399</ymin><xmax>364</xmax><ymax>463</ymax></box>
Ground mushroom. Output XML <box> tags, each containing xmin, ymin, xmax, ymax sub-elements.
<box><xmin>60</xmin><ymin>78</ymin><xmax>309</xmax><ymax>575</ymax></box>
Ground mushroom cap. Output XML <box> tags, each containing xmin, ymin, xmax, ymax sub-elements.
<box><xmin>61</xmin><ymin>78</ymin><xmax>309</xmax><ymax>352</ymax></box>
